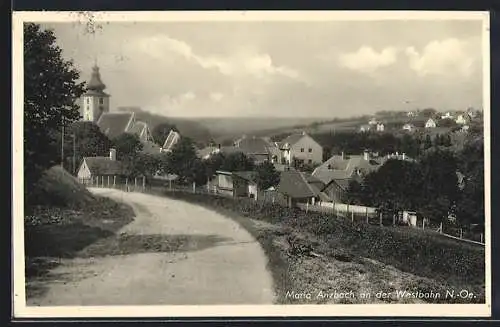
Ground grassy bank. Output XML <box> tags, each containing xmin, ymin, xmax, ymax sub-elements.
<box><xmin>160</xmin><ymin>190</ymin><xmax>485</xmax><ymax>304</ymax></box>
<box><xmin>24</xmin><ymin>167</ymin><xmax>135</xmax><ymax>299</ymax></box>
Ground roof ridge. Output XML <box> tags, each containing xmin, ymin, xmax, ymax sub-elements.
<box><xmin>298</xmin><ymin>170</ymin><xmax>317</xmax><ymax>196</ymax></box>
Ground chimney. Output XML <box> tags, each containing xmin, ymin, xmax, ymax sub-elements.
<box><xmin>363</xmin><ymin>150</ymin><xmax>370</xmax><ymax>161</ymax></box>
<box><xmin>109</xmin><ymin>148</ymin><xmax>117</xmax><ymax>161</ymax></box>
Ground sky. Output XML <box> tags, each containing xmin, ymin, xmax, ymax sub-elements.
<box><xmin>41</xmin><ymin>17</ymin><xmax>486</xmax><ymax>118</ymax></box>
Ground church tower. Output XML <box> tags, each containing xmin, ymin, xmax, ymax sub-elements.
<box><xmin>81</xmin><ymin>63</ymin><xmax>110</xmax><ymax>122</ymax></box>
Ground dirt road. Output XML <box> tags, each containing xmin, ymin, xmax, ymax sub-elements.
<box><xmin>28</xmin><ymin>188</ymin><xmax>275</xmax><ymax>306</ymax></box>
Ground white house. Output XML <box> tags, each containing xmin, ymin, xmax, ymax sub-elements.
<box><xmin>441</xmin><ymin>112</ymin><xmax>455</xmax><ymax>120</ymax></box>
<box><xmin>376</xmin><ymin>123</ymin><xmax>385</xmax><ymax>132</ymax></box>
<box><xmin>425</xmin><ymin>118</ymin><xmax>437</xmax><ymax>128</ymax></box>
<box><xmin>77</xmin><ymin>148</ymin><xmax>126</xmax><ymax>183</ymax></box>
<box><xmin>402</xmin><ymin>123</ymin><xmax>416</xmax><ymax>132</ymax></box>
<box><xmin>407</xmin><ymin>111</ymin><xmax>416</xmax><ymax>117</ymax></box>
<box><xmin>368</xmin><ymin>117</ymin><xmax>378</xmax><ymax>125</ymax></box>
<box><xmin>278</xmin><ymin>131</ymin><xmax>323</xmax><ymax>166</ymax></box>
<box><xmin>359</xmin><ymin>124</ymin><xmax>371</xmax><ymax>133</ymax></box>
<box><xmin>455</xmin><ymin>114</ymin><xmax>470</xmax><ymax>125</ymax></box>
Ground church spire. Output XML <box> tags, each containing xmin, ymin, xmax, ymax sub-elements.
<box><xmin>87</xmin><ymin>62</ymin><xmax>106</xmax><ymax>92</ymax></box>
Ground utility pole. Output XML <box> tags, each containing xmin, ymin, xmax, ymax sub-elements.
<box><xmin>72</xmin><ymin>133</ymin><xmax>76</xmax><ymax>175</ymax></box>
<box><xmin>61</xmin><ymin>117</ymin><xmax>65</xmax><ymax>168</ymax></box>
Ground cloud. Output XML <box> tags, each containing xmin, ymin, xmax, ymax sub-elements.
<box><xmin>405</xmin><ymin>38</ymin><xmax>478</xmax><ymax>77</ymax></box>
<box><xmin>210</xmin><ymin>92</ymin><xmax>224</xmax><ymax>102</ymax></box>
<box><xmin>136</xmin><ymin>35</ymin><xmax>300</xmax><ymax>80</ymax></box>
<box><xmin>338</xmin><ymin>46</ymin><xmax>398</xmax><ymax>73</ymax></box>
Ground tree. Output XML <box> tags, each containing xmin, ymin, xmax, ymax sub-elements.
<box><xmin>255</xmin><ymin>161</ymin><xmax>280</xmax><ymax>190</ymax></box>
<box><xmin>130</xmin><ymin>153</ymin><xmax>162</xmax><ymax>178</ymax></box>
<box><xmin>455</xmin><ymin>139</ymin><xmax>484</xmax><ymax>225</ymax></box>
<box><xmin>151</xmin><ymin>122</ymin><xmax>178</xmax><ymax>146</ymax></box>
<box><xmin>111</xmin><ymin>133</ymin><xmax>143</xmax><ymax>161</ymax></box>
<box><xmin>357</xmin><ymin>159</ymin><xmax>423</xmax><ymax>214</ymax></box>
<box><xmin>163</xmin><ymin>137</ymin><xmax>201</xmax><ymax>183</ymax></box>
<box><xmin>421</xmin><ymin>108</ymin><xmax>437</xmax><ymax>118</ymax></box>
<box><xmin>59</xmin><ymin>121</ymin><xmax>111</xmax><ymax>173</ymax></box>
<box><xmin>24</xmin><ymin>23</ymin><xmax>86</xmax><ymax>195</ymax></box>
<box><xmin>418</xmin><ymin>148</ymin><xmax>460</xmax><ymax>222</ymax></box>
<box><xmin>423</xmin><ymin>134</ymin><xmax>433</xmax><ymax>150</ymax></box>
<box><xmin>219</xmin><ymin>152</ymin><xmax>255</xmax><ymax>172</ymax></box>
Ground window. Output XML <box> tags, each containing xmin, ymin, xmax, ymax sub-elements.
<box><xmin>86</xmin><ymin>98</ymin><xmax>89</xmax><ymax>104</ymax></box>
<box><xmin>300</xmin><ymin>148</ymin><xmax>304</xmax><ymax>152</ymax></box>
<box><xmin>308</xmin><ymin>159</ymin><xmax>312</xmax><ymax>164</ymax></box>
<box><xmin>99</xmin><ymin>97</ymin><xmax>104</xmax><ymax>105</ymax></box>
<box><xmin>308</xmin><ymin>148</ymin><xmax>312</xmax><ymax>153</ymax></box>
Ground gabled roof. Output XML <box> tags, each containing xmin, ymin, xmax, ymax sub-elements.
<box><xmin>235</xmin><ymin>136</ymin><xmax>277</xmax><ymax>154</ymax></box>
<box><xmin>232</xmin><ymin>171</ymin><xmax>258</xmax><ymax>183</ymax></box>
<box><xmin>279</xmin><ymin>132</ymin><xmax>308</xmax><ymax>148</ymax></box>
<box><xmin>83</xmin><ymin>157</ymin><xmax>126</xmax><ymax>176</ymax></box>
<box><xmin>97</xmin><ymin>112</ymin><xmax>135</xmax><ymax>140</ymax></box>
<box><xmin>277</xmin><ymin>170</ymin><xmax>321</xmax><ymax>199</ymax></box>
<box><xmin>162</xmin><ymin>130</ymin><xmax>181</xmax><ymax>151</ymax></box>
<box><xmin>128</xmin><ymin>121</ymin><xmax>147</xmax><ymax>137</ymax></box>
<box><xmin>312</xmin><ymin>154</ymin><xmax>385</xmax><ymax>185</ymax></box>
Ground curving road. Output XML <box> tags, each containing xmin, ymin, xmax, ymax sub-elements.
<box><xmin>28</xmin><ymin>188</ymin><xmax>275</xmax><ymax>306</ymax></box>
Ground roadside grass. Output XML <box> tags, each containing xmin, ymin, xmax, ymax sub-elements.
<box><xmin>24</xmin><ymin>167</ymin><xmax>136</xmax><ymax>300</ymax></box>
<box><xmin>160</xmin><ymin>190</ymin><xmax>485</xmax><ymax>304</ymax></box>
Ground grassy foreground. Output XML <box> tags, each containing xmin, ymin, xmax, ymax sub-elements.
<box><xmin>24</xmin><ymin>167</ymin><xmax>135</xmax><ymax>299</ymax></box>
<box><xmin>161</xmin><ymin>190</ymin><xmax>485</xmax><ymax>304</ymax></box>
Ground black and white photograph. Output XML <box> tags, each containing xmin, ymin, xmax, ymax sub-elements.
<box><xmin>12</xmin><ymin>11</ymin><xmax>490</xmax><ymax>317</ymax></box>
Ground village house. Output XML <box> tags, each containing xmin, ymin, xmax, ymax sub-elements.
<box><xmin>441</xmin><ymin>112</ymin><xmax>455</xmax><ymax>120</ymax></box>
<box><xmin>425</xmin><ymin>118</ymin><xmax>437</xmax><ymax>128</ymax></box>
<box><xmin>276</xmin><ymin>131</ymin><xmax>323</xmax><ymax>166</ymax></box>
<box><xmin>77</xmin><ymin>148</ymin><xmax>128</xmax><ymax>185</ymax></box>
<box><xmin>359</xmin><ymin>124</ymin><xmax>371</xmax><ymax>133</ymax></box>
<box><xmin>455</xmin><ymin>114</ymin><xmax>470</xmax><ymax>125</ymax></box>
<box><xmin>276</xmin><ymin>169</ymin><xmax>330</xmax><ymax>208</ymax></box>
<box><xmin>312</xmin><ymin>150</ymin><xmax>413</xmax><ymax>202</ymax></box>
<box><xmin>368</xmin><ymin>117</ymin><xmax>378</xmax><ymax>125</ymax></box>
<box><xmin>197</xmin><ymin>135</ymin><xmax>280</xmax><ymax>165</ymax></box>
<box><xmin>466</xmin><ymin>108</ymin><xmax>477</xmax><ymax>119</ymax></box>
<box><xmin>402</xmin><ymin>123</ymin><xmax>416</xmax><ymax>132</ymax></box>
<box><xmin>376</xmin><ymin>123</ymin><xmax>385</xmax><ymax>132</ymax></box>
<box><xmin>209</xmin><ymin>170</ymin><xmax>259</xmax><ymax>199</ymax></box>
<box><xmin>407</xmin><ymin>111</ymin><xmax>416</xmax><ymax>118</ymax></box>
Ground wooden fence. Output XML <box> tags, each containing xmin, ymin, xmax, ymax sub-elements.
<box><xmin>81</xmin><ymin>176</ymin><xmax>485</xmax><ymax>247</ymax></box>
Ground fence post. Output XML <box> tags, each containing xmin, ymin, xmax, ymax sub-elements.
<box><xmin>423</xmin><ymin>219</ymin><xmax>425</xmax><ymax>230</ymax></box>
<box><xmin>134</xmin><ymin>177</ymin><xmax>137</xmax><ymax>190</ymax></box>
<box><xmin>481</xmin><ymin>233</ymin><xmax>484</xmax><ymax>243</ymax></box>
<box><xmin>143</xmin><ymin>176</ymin><xmax>146</xmax><ymax>192</ymax></box>
<box><xmin>440</xmin><ymin>222</ymin><xmax>443</xmax><ymax>234</ymax></box>
<box><xmin>351</xmin><ymin>211</ymin><xmax>354</xmax><ymax>224</ymax></box>
<box><xmin>460</xmin><ymin>228</ymin><xmax>463</xmax><ymax>239</ymax></box>
<box><xmin>125</xmin><ymin>177</ymin><xmax>128</xmax><ymax>192</ymax></box>
<box><xmin>169</xmin><ymin>178</ymin><xmax>172</xmax><ymax>191</ymax></box>
<box><xmin>365</xmin><ymin>207</ymin><xmax>369</xmax><ymax>224</ymax></box>
<box><xmin>113</xmin><ymin>175</ymin><xmax>116</xmax><ymax>188</ymax></box>
<box><xmin>192</xmin><ymin>181</ymin><xmax>196</xmax><ymax>193</ymax></box>
<box><xmin>393</xmin><ymin>213</ymin><xmax>396</xmax><ymax>226</ymax></box>
<box><xmin>107</xmin><ymin>175</ymin><xmax>110</xmax><ymax>187</ymax></box>
<box><xmin>379</xmin><ymin>212</ymin><xmax>383</xmax><ymax>227</ymax></box>
<box><xmin>102</xmin><ymin>176</ymin><xmax>104</xmax><ymax>188</ymax></box>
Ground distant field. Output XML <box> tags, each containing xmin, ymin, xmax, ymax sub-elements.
<box><xmin>195</xmin><ymin>117</ymin><xmax>329</xmax><ymax>138</ymax></box>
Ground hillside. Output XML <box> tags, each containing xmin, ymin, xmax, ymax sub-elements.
<box><xmin>116</xmin><ymin>107</ymin><xmax>213</xmax><ymax>144</ymax></box>
<box><xmin>25</xmin><ymin>166</ymin><xmax>135</xmax><ymax>299</ymax></box>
